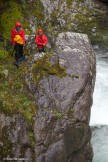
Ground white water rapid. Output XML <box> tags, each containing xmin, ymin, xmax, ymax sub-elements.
<box><xmin>90</xmin><ymin>49</ymin><xmax>108</xmax><ymax>162</ymax></box>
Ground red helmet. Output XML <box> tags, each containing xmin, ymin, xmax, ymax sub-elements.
<box><xmin>15</xmin><ymin>22</ymin><xmax>21</xmax><ymax>27</ymax></box>
<box><xmin>38</xmin><ymin>29</ymin><xmax>43</xmax><ymax>33</ymax></box>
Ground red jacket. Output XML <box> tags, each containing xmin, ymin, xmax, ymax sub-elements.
<box><xmin>11</xmin><ymin>28</ymin><xmax>25</xmax><ymax>45</ymax></box>
<box><xmin>36</xmin><ymin>34</ymin><xmax>48</xmax><ymax>49</ymax></box>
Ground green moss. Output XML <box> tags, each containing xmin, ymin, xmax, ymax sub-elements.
<box><xmin>66</xmin><ymin>0</ymin><xmax>74</xmax><ymax>8</ymax></box>
<box><xmin>0</xmin><ymin>126</ymin><xmax>12</xmax><ymax>159</ymax></box>
<box><xmin>0</xmin><ymin>47</ymin><xmax>37</xmax><ymax>124</ymax></box>
<box><xmin>49</xmin><ymin>63</ymin><xmax>67</xmax><ymax>77</ymax></box>
<box><xmin>24</xmin><ymin>1</ymin><xmax>44</xmax><ymax>20</ymax></box>
<box><xmin>20</xmin><ymin>0</ymin><xmax>27</xmax><ymax>10</ymax></box>
<box><xmin>67</xmin><ymin>107</ymin><xmax>74</xmax><ymax>119</ymax></box>
<box><xmin>0</xmin><ymin>87</ymin><xmax>36</xmax><ymax>123</ymax></box>
<box><xmin>66</xmin><ymin>0</ymin><xmax>84</xmax><ymax>9</ymax></box>
<box><xmin>55</xmin><ymin>112</ymin><xmax>62</xmax><ymax>119</ymax></box>
<box><xmin>0</xmin><ymin>49</ymin><xmax>9</xmax><ymax>61</ymax></box>
<box><xmin>0</xmin><ymin>71</ymin><xmax>5</xmax><ymax>79</ymax></box>
<box><xmin>0</xmin><ymin>1</ymin><xmax>22</xmax><ymax>40</ymax></box>
<box><xmin>0</xmin><ymin>0</ymin><xmax>43</xmax><ymax>41</ymax></box>
<box><xmin>51</xmin><ymin>10</ymin><xmax>59</xmax><ymax>18</ymax></box>
<box><xmin>21</xmin><ymin>18</ymin><xmax>32</xmax><ymax>35</ymax></box>
<box><xmin>32</xmin><ymin>53</ymin><xmax>67</xmax><ymax>84</ymax></box>
<box><xmin>28</xmin><ymin>130</ymin><xmax>35</xmax><ymax>148</ymax></box>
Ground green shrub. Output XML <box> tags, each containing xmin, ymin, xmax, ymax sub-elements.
<box><xmin>0</xmin><ymin>1</ymin><xmax>22</xmax><ymax>40</ymax></box>
<box><xmin>0</xmin><ymin>50</ymin><xmax>9</xmax><ymax>60</ymax></box>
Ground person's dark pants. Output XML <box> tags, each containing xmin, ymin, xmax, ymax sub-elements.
<box><xmin>38</xmin><ymin>47</ymin><xmax>45</xmax><ymax>53</ymax></box>
<box><xmin>14</xmin><ymin>43</ymin><xmax>23</xmax><ymax>61</ymax></box>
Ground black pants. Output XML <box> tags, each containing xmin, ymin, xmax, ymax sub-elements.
<box><xmin>14</xmin><ymin>43</ymin><xmax>23</xmax><ymax>61</ymax></box>
<box><xmin>38</xmin><ymin>47</ymin><xmax>45</xmax><ymax>53</ymax></box>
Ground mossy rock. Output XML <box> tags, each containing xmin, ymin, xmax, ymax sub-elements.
<box><xmin>32</xmin><ymin>53</ymin><xmax>67</xmax><ymax>84</ymax></box>
<box><xmin>0</xmin><ymin>49</ymin><xmax>37</xmax><ymax>125</ymax></box>
<box><xmin>0</xmin><ymin>126</ymin><xmax>13</xmax><ymax>159</ymax></box>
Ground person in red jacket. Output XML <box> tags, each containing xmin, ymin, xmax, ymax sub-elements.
<box><xmin>11</xmin><ymin>22</ymin><xmax>25</xmax><ymax>61</ymax></box>
<box><xmin>36</xmin><ymin>29</ymin><xmax>48</xmax><ymax>53</ymax></box>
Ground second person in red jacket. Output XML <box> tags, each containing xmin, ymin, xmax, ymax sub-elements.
<box><xmin>36</xmin><ymin>29</ymin><xmax>48</xmax><ymax>53</ymax></box>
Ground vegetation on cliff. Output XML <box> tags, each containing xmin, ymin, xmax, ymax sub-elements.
<box><xmin>0</xmin><ymin>0</ymin><xmax>107</xmax><ymax>159</ymax></box>
<box><xmin>45</xmin><ymin>0</ymin><xmax>108</xmax><ymax>48</ymax></box>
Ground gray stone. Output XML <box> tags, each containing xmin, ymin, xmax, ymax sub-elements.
<box><xmin>32</xmin><ymin>32</ymin><xmax>95</xmax><ymax>161</ymax></box>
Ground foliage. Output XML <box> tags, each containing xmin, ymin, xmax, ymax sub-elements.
<box><xmin>0</xmin><ymin>46</ymin><xmax>36</xmax><ymax>124</ymax></box>
<box><xmin>32</xmin><ymin>53</ymin><xmax>67</xmax><ymax>84</ymax></box>
<box><xmin>0</xmin><ymin>0</ymin><xmax>44</xmax><ymax>41</ymax></box>
<box><xmin>0</xmin><ymin>49</ymin><xmax>9</xmax><ymax>61</ymax></box>
<box><xmin>55</xmin><ymin>112</ymin><xmax>62</xmax><ymax>119</ymax></box>
<box><xmin>0</xmin><ymin>1</ymin><xmax>22</xmax><ymax>39</ymax></box>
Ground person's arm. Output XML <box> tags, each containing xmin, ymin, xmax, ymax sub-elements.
<box><xmin>43</xmin><ymin>35</ymin><xmax>48</xmax><ymax>46</ymax></box>
<box><xmin>11</xmin><ymin>29</ymin><xmax>15</xmax><ymax>45</ymax></box>
<box><xmin>36</xmin><ymin>36</ymin><xmax>43</xmax><ymax>45</ymax></box>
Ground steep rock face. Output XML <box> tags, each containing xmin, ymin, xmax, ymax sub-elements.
<box><xmin>25</xmin><ymin>32</ymin><xmax>95</xmax><ymax>162</ymax></box>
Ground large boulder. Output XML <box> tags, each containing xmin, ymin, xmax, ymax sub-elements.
<box><xmin>27</xmin><ymin>32</ymin><xmax>95</xmax><ymax>162</ymax></box>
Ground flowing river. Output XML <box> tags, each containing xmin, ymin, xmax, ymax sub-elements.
<box><xmin>90</xmin><ymin>49</ymin><xmax>108</xmax><ymax>162</ymax></box>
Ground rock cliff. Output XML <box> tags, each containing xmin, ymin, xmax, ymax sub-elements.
<box><xmin>0</xmin><ymin>32</ymin><xmax>95</xmax><ymax>162</ymax></box>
